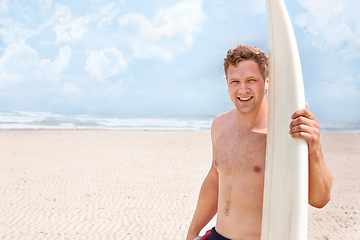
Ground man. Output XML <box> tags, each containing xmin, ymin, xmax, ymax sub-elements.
<box><xmin>186</xmin><ymin>45</ymin><xmax>333</xmax><ymax>240</ymax></box>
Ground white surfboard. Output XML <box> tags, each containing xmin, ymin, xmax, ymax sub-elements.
<box><xmin>261</xmin><ymin>0</ymin><xmax>308</xmax><ymax>239</ymax></box>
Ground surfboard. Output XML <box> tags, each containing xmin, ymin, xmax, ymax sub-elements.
<box><xmin>261</xmin><ymin>0</ymin><xmax>308</xmax><ymax>239</ymax></box>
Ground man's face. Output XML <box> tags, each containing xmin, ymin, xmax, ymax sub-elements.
<box><xmin>227</xmin><ymin>60</ymin><xmax>268</xmax><ymax>114</ymax></box>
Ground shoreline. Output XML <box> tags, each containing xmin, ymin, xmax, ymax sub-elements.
<box><xmin>2</xmin><ymin>127</ymin><xmax>359</xmax><ymax>132</ymax></box>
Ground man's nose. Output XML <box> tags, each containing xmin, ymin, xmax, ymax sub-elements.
<box><xmin>237</xmin><ymin>83</ymin><xmax>249</xmax><ymax>93</ymax></box>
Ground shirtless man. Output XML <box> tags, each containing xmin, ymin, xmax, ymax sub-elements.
<box><xmin>186</xmin><ymin>45</ymin><xmax>333</xmax><ymax>240</ymax></box>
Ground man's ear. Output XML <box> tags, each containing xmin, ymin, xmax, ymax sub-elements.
<box><xmin>265</xmin><ymin>77</ymin><xmax>269</xmax><ymax>90</ymax></box>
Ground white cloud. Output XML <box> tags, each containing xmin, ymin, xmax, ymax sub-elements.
<box><xmin>310</xmin><ymin>76</ymin><xmax>360</xmax><ymax>123</ymax></box>
<box><xmin>0</xmin><ymin>18</ymin><xmax>38</xmax><ymax>45</ymax></box>
<box><xmin>0</xmin><ymin>2</ymin><xmax>55</xmax><ymax>46</ymax></box>
<box><xmin>53</xmin><ymin>45</ymin><xmax>72</xmax><ymax>73</ymax></box>
<box><xmin>0</xmin><ymin>42</ymin><xmax>33</xmax><ymax>84</ymax></box>
<box><xmin>0</xmin><ymin>42</ymin><xmax>42</xmax><ymax>78</ymax></box>
<box><xmin>1</xmin><ymin>2</ymin><xmax>121</xmax><ymax>47</ymax></box>
<box><xmin>296</xmin><ymin>0</ymin><xmax>360</xmax><ymax>61</ymax></box>
<box><xmin>316</xmin><ymin>77</ymin><xmax>360</xmax><ymax>99</ymax></box>
<box><xmin>118</xmin><ymin>0</ymin><xmax>206</xmax><ymax>59</ymax></box>
<box><xmin>38</xmin><ymin>0</ymin><xmax>52</xmax><ymax>10</ymax></box>
<box><xmin>85</xmin><ymin>47</ymin><xmax>127</xmax><ymax>79</ymax></box>
<box><xmin>52</xmin><ymin>4</ymin><xmax>92</xmax><ymax>43</ymax></box>
<box><xmin>49</xmin><ymin>3</ymin><xmax>121</xmax><ymax>43</ymax></box>
<box><xmin>210</xmin><ymin>0</ymin><xmax>265</xmax><ymax>18</ymax></box>
<box><xmin>130</xmin><ymin>42</ymin><xmax>174</xmax><ymax>60</ymax></box>
<box><xmin>96</xmin><ymin>3</ymin><xmax>121</xmax><ymax>28</ymax></box>
<box><xmin>338</xmin><ymin>24</ymin><xmax>360</xmax><ymax>61</ymax></box>
<box><xmin>0</xmin><ymin>0</ymin><xmax>8</xmax><ymax>12</ymax></box>
<box><xmin>0</xmin><ymin>42</ymin><xmax>72</xmax><ymax>85</ymax></box>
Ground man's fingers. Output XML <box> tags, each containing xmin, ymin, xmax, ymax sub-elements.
<box><xmin>289</xmin><ymin>103</ymin><xmax>322</xmax><ymax>154</ymax></box>
<box><xmin>289</xmin><ymin>123</ymin><xmax>312</xmax><ymax>135</ymax></box>
<box><xmin>289</xmin><ymin>116</ymin><xmax>319</xmax><ymax>129</ymax></box>
<box><xmin>291</xmin><ymin>107</ymin><xmax>317</xmax><ymax>121</ymax></box>
<box><xmin>290</xmin><ymin>130</ymin><xmax>311</xmax><ymax>139</ymax></box>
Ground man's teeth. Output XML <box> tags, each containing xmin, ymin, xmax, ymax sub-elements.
<box><xmin>239</xmin><ymin>97</ymin><xmax>252</xmax><ymax>101</ymax></box>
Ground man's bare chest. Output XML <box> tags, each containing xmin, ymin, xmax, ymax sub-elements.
<box><xmin>213</xmin><ymin>132</ymin><xmax>267</xmax><ymax>174</ymax></box>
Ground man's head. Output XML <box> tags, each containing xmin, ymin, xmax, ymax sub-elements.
<box><xmin>224</xmin><ymin>45</ymin><xmax>268</xmax><ymax>81</ymax></box>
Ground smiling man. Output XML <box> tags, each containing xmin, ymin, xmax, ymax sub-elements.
<box><xmin>186</xmin><ymin>45</ymin><xmax>333</xmax><ymax>240</ymax></box>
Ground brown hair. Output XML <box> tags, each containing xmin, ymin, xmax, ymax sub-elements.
<box><xmin>224</xmin><ymin>44</ymin><xmax>268</xmax><ymax>80</ymax></box>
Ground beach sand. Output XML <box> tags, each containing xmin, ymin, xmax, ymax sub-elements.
<box><xmin>0</xmin><ymin>130</ymin><xmax>359</xmax><ymax>239</ymax></box>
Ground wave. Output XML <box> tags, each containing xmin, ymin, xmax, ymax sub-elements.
<box><xmin>0</xmin><ymin>111</ymin><xmax>213</xmax><ymax>131</ymax></box>
<box><xmin>1</xmin><ymin>111</ymin><xmax>359</xmax><ymax>132</ymax></box>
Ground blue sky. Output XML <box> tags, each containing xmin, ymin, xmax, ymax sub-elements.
<box><xmin>0</xmin><ymin>0</ymin><xmax>359</xmax><ymax>124</ymax></box>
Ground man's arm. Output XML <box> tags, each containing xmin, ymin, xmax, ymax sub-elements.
<box><xmin>186</xmin><ymin>162</ymin><xmax>218</xmax><ymax>240</ymax></box>
<box><xmin>289</xmin><ymin>104</ymin><xmax>333</xmax><ymax>208</ymax></box>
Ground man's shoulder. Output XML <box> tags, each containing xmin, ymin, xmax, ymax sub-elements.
<box><xmin>213</xmin><ymin>109</ymin><xmax>234</xmax><ymax>124</ymax></box>
<box><xmin>211</xmin><ymin>109</ymin><xmax>235</xmax><ymax>133</ymax></box>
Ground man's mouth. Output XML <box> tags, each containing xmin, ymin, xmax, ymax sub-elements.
<box><xmin>238</xmin><ymin>96</ymin><xmax>253</xmax><ymax>102</ymax></box>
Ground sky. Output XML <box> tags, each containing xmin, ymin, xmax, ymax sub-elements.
<box><xmin>0</xmin><ymin>0</ymin><xmax>359</xmax><ymax>124</ymax></box>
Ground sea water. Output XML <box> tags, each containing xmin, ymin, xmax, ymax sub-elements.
<box><xmin>0</xmin><ymin>111</ymin><xmax>359</xmax><ymax>132</ymax></box>
<box><xmin>0</xmin><ymin>111</ymin><xmax>213</xmax><ymax>131</ymax></box>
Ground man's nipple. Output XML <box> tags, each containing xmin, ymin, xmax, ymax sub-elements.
<box><xmin>253</xmin><ymin>165</ymin><xmax>262</xmax><ymax>173</ymax></box>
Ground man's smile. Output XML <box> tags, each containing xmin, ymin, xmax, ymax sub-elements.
<box><xmin>238</xmin><ymin>96</ymin><xmax>253</xmax><ymax>102</ymax></box>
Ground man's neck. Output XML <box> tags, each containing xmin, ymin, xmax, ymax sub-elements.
<box><xmin>235</xmin><ymin>100</ymin><xmax>268</xmax><ymax>133</ymax></box>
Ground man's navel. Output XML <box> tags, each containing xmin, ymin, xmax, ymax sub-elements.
<box><xmin>224</xmin><ymin>201</ymin><xmax>231</xmax><ymax>216</ymax></box>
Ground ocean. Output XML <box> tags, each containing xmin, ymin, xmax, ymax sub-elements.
<box><xmin>0</xmin><ymin>111</ymin><xmax>359</xmax><ymax>132</ymax></box>
<box><xmin>0</xmin><ymin>111</ymin><xmax>213</xmax><ymax>131</ymax></box>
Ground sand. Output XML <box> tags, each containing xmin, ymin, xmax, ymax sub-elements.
<box><xmin>0</xmin><ymin>130</ymin><xmax>359</xmax><ymax>239</ymax></box>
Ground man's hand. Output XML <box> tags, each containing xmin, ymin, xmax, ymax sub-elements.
<box><xmin>289</xmin><ymin>103</ymin><xmax>321</xmax><ymax>155</ymax></box>
<box><xmin>289</xmin><ymin>103</ymin><xmax>333</xmax><ymax>208</ymax></box>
